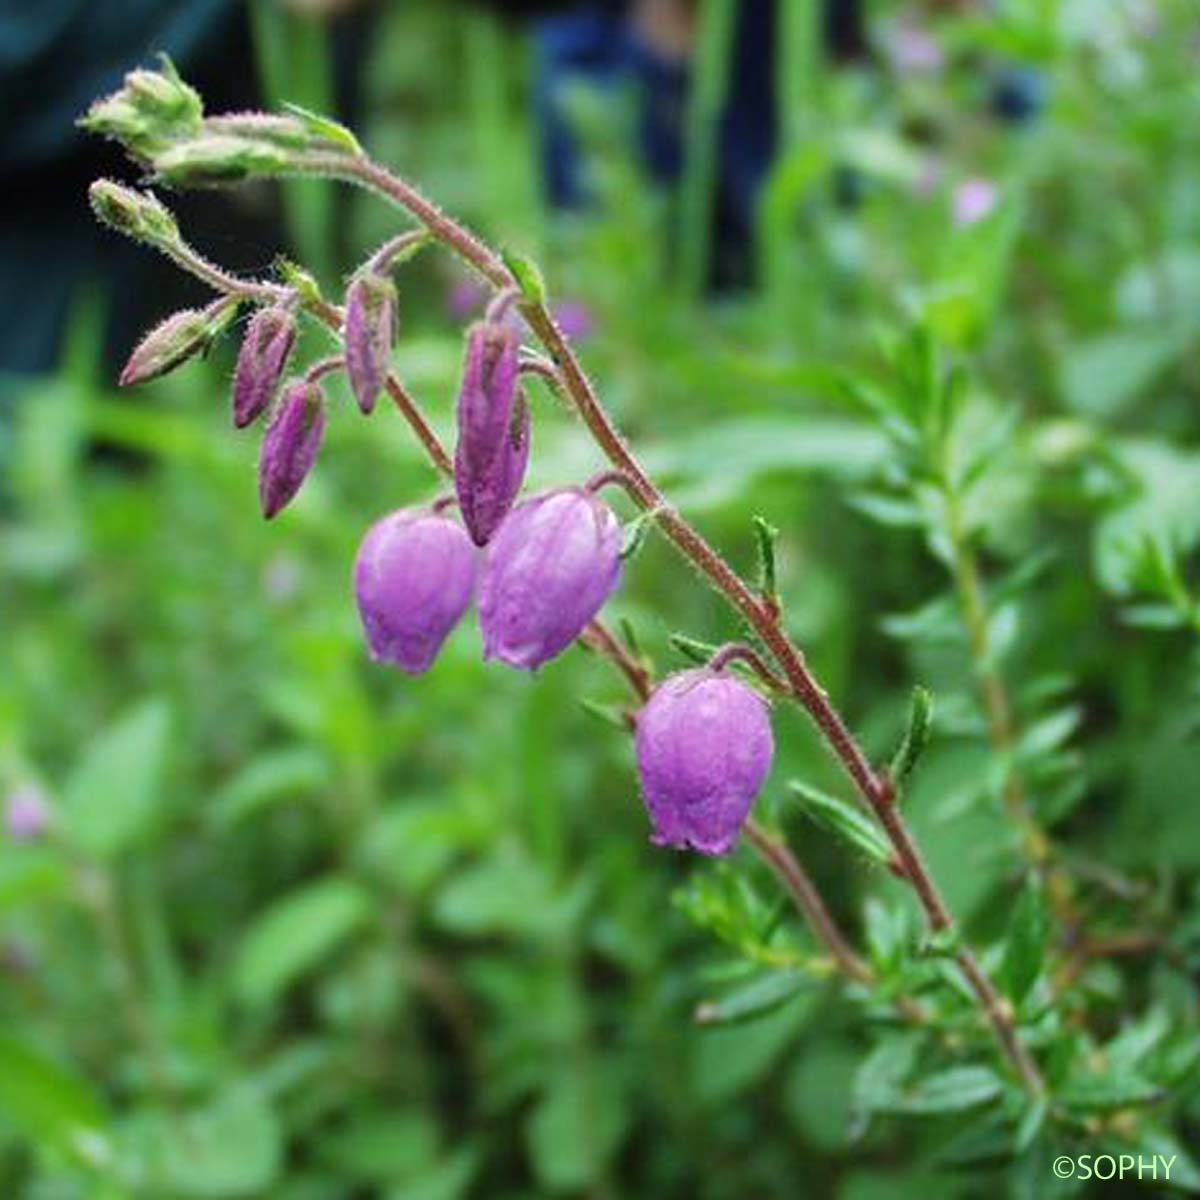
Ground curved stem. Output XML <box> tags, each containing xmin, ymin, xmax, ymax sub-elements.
<box><xmin>305</xmin><ymin>148</ymin><xmax>1042</xmax><ymax>1093</ymax></box>
<box><xmin>707</xmin><ymin>642</ymin><xmax>789</xmax><ymax>693</ymax></box>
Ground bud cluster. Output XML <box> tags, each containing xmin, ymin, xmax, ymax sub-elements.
<box><xmin>108</xmin><ymin>204</ymin><xmax>774</xmax><ymax>856</ymax></box>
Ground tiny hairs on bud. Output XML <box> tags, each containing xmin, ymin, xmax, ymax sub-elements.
<box><xmin>258</xmin><ymin>379</ymin><xmax>326</xmax><ymax>519</ymax></box>
<box><xmin>343</xmin><ymin>272</ymin><xmax>397</xmax><ymax>414</ymax></box>
<box><xmin>635</xmin><ymin>668</ymin><xmax>774</xmax><ymax>856</ymax></box>
<box><xmin>478</xmin><ymin>488</ymin><xmax>621</xmax><ymax>671</ymax></box>
<box><xmin>454</xmin><ymin>320</ymin><xmax>529</xmax><ymax>546</ymax></box>
<box><xmin>233</xmin><ymin>305</ymin><xmax>297</xmax><ymax>428</ymax></box>
<box><xmin>354</xmin><ymin>509</ymin><xmax>477</xmax><ymax>675</ymax></box>
<box><xmin>118</xmin><ymin>297</ymin><xmax>235</xmax><ymax>387</ymax></box>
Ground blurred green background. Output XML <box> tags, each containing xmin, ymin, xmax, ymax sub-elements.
<box><xmin>3</xmin><ymin>1</ymin><xmax>1200</xmax><ymax>1196</ymax></box>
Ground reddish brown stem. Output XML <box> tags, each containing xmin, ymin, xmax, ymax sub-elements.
<box><xmin>261</xmin><ymin>148</ymin><xmax>1043</xmax><ymax>1094</ymax></box>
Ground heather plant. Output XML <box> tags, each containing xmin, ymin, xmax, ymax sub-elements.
<box><xmin>3</xmin><ymin>4</ymin><xmax>1200</xmax><ymax>1196</ymax></box>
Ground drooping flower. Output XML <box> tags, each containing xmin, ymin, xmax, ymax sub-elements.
<box><xmin>454</xmin><ymin>320</ymin><xmax>529</xmax><ymax>546</ymax></box>
<box><xmin>478</xmin><ymin>488</ymin><xmax>621</xmax><ymax>671</ymax></box>
<box><xmin>258</xmin><ymin>379</ymin><xmax>326</xmax><ymax>519</ymax></box>
<box><xmin>232</xmin><ymin>305</ymin><xmax>296</xmax><ymax>428</ymax></box>
<box><xmin>353</xmin><ymin>509</ymin><xmax>477</xmax><ymax>674</ymax></box>
<box><xmin>5</xmin><ymin>784</ymin><xmax>48</xmax><ymax>843</ymax></box>
<box><xmin>118</xmin><ymin>297</ymin><xmax>236</xmax><ymax>386</ymax></box>
<box><xmin>952</xmin><ymin>177</ymin><xmax>998</xmax><ymax>227</ymax></box>
<box><xmin>635</xmin><ymin>668</ymin><xmax>774</xmax><ymax>856</ymax></box>
<box><xmin>343</xmin><ymin>271</ymin><xmax>396</xmax><ymax>414</ymax></box>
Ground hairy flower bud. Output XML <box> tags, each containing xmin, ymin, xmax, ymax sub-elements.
<box><xmin>258</xmin><ymin>379</ymin><xmax>326</xmax><ymax>519</ymax></box>
<box><xmin>354</xmin><ymin>509</ymin><xmax>477</xmax><ymax>674</ymax></box>
<box><xmin>635</xmin><ymin>668</ymin><xmax>774</xmax><ymax>856</ymax></box>
<box><xmin>233</xmin><ymin>306</ymin><xmax>296</xmax><ymax>428</ymax></box>
<box><xmin>118</xmin><ymin>297</ymin><xmax>236</xmax><ymax>387</ymax></box>
<box><xmin>454</xmin><ymin>321</ymin><xmax>529</xmax><ymax>546</ymax></box>
<box><xmin>478</xmin><ymin>488</ymin><xmax>621</xmax><ymax>670</ymax></box>
<box><xmin>80</xmin><ymin>61</ymin><xmax>203</xmax><ymax>160</ymax></box>
<box><xmin>343</xmin><ymin>272</ymin><xmax>396</xmax><ymax>414</ymax></box>
<box><xmin>89</xmin><ymin>180</ymin><xmax>180</xmax><ymax>247</ymax></box>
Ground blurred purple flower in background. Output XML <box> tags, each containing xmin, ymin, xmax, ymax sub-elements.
<box><xmin>5</xmin><ymin>784</ymin><xmax>48</xmax><ymax>842</ymax></box>
<box><xmin>886</xmin><ymin>20</ymin><xmax>944</xmax><ymax>75</ymax></box>
<box><xmin>952</xmin><ymin>177</ymin><xmax>998</xmax><ymax>227</ymax></box>
<box><xmin>551</xmin><ymin>300</ymin><xmax>593</xmax><ymax>342</ymax></box>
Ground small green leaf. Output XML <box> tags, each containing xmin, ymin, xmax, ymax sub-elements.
<box><xmin>1057</xmin><ymin>1071</ymin><xmax>1165</xmax><ymax>1112</ymax></box>
<box><xmin>892</xmin><ymin>1066</ymin><xmax>1004</xmax><ymax>1114</ymax></box>
<box><xmin>158</xmin><ymin>1083</ymin><xmax>283</xmax><ymax>1197</ymax></box>
<box><xmin>620</xmin><ymin>511</ymin><xmax>655</xmax><ymax>560</ymax></box>
<box><xmin>63</xmin><ymin>699</ymin><xmax>170</xmax><ymax>859</ymax></box>
<box><xmin>787</xmin><ymin>781</ymin><xmax>891</xmax><ymax>866</ymax></box>
<box><xmin>669</xmin><ymin>632</ymin><xmax>719</xmax><ymax>665</ymax></box>
<box><xmin>501</xmin><ymin>248</ymin><xmax>547</xmax><ymax>305</ymax></box>
<box><xmin>890</xmin><ymin>686</ymin><xmax>934</xmax><ymax>786</ymax></box>
<box><xmin>281</xmin><ymin>101</ymin><xmax>362</xmax><ymax>154</ymax></box>
<box><xmin>694</xmin><ymin>970</ymin><xmax>809</xmax><ymax>1026</ymax></box>
<box><xmin>0</xmin><ymin>1034</ymin><xmax>108</xmax><ymax>1161</ymax></box>
<box><xmin>999</xmin><ymin>878</ymin><xmax>1046</xmax><ymax>1008</ymax></box>
<box><xmin>578</xmin><ymin>699</ymin><xmax>630</xmax><ymax>730</ymax></box>
<box><xmin>233</xmin><ymin>877</ymin><xmax>370</xmax><ymax>1008</ymax></box>
<box><xmin>752</xmin><ymin>515</ymin><xmax>779</xmax><ymax>606</ymax></box>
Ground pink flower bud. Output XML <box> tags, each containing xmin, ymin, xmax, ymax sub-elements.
<box><xmin>5</xmin><ymin>784</ymin><xmax>48</xmax><ymax>843</ymax></box>
<box><xmin>478</xmin><ymin>488</ymin><xmax>621</xmax><ymax>671</ymax></box>
<box><xmin>635</xmin><ymin>668</ymin><xmax>774</xmax><ymax>856</ymax></box>
<box><xmin>354</xmin><ymin>509</ymin><xmax>477</xmax><ymax>674</ymax></box>
<box><xmin>232</xmin><ymin>305</ymin><xmax>296</xmax><ymax>428</ymax></box>
<box><xmin>258</xmin><ymin>379</ymin><xmax>326</xmax><ymax>519</ymax></box>
<box><xmin>118</xmin><ymin>297</ymin><xmax>235</xmax><ymax>386</ymax></box>
<box><xmin>454</xmin><ymin>321</ymin><xmax>530</xmax><ymax>546</ymax></box>
<box><xmin>343</xmin><ymin>272</ymin><xmax>396</xmax><ymax>414</ymax></box>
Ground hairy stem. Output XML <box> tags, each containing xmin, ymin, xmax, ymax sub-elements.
<box><xmin>291</xmin><ymin>147</ymin><xmax>1043</xmax><ymax>1094</ymax></box>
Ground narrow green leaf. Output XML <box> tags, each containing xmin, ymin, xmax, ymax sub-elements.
<box><xmin>890</xmin><ymin>686</ymin><xmax>934</xmax><ymax>786</ymax></box>
<box><xmin>1057</xmin><ymin>1071</ymin><xmax>1165</xmax><ymax>1112</ymax></box>
<box><xmin>233</xmin><ymin>877</ymin><xmax>370</xmax><ymax>1007</ymax></box>
<box><xmin>578</xmin><ymin>699</ymin><xmax>630</xmax><ymax>731</ymax></box>
<box><xmin>0</xmin><ymin>1035</ymin><xmax>107</xmax><ymax>1161</ymax></box>
<box><xmin>787</xmin><ymin>781</ymin><xmax>891</xmax><ymax>865</ymax></box>
<box><xmin>751</xmin><ymin>515</ymin><xmax>779</xmax><ymax>606</ymax></box>
<box><xmin>620</xmin><ymin>511</ymin><xmax>655</xmax><ymax>560</ymax></box>
<box><xmin>892</xmin><ymin>1066</ymin><xmax>1003</xmax><ymax>1114</ymax></box>
<box><xmin>281</xmin><ymin>101</ymin><xmax>362</xmax><ymax>154</ymax></box>
<box><xmin>501</xmin><ymin>248</ymin><xmax>547</xmax><ymax>305</ymax></box>
<box><xmin>998</xmin><ymin>878</ymin><xmax>1046</xmax><ymax>1008</ymax></box>
<box><xmin>669</xmin><ymin>633</ymin><xmax>719</xmax><ymax>665</ymax></box>
<box><xmin>694</xmin><ymin>970</ymin><xmax>808</xmax><ymax>1026</ymax></box>
<box><xmin>63</xmin><ymin>699</ymin><xmax>170</xmax><ymax>859</ymax></box>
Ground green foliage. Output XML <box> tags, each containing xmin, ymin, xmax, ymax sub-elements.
<box><xmin>5</xmin><ymin>1</ymin><xmax>1200</xmax><ymax>1196</ymax></box>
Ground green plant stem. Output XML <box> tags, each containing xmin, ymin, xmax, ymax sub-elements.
<box><xmin>942</xmin><ymin>489</ymin><xmax>1050</xmax><ymax>868</ymax></box>
<box><xmin>285</xmin><ymin>147</ymin><xmax>1044</xmax><ymax>1095</ymax></box>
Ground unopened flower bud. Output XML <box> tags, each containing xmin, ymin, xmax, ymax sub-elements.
<box><xmin>343</xmin><ymin>272</ymin><xmax>397</xmax><ymax>414</ymax></box>
<box><xmin>118</xmin><ymin>297</ymin><xmax>236</xmax><ymax>387</ymax></box>
<box><xmin>454</xmin><ymin>321</ymin><xmax>529</xmax><ymax>546</ymax></box>
<box><xmin>5</xmin><ymin>784</ymin><xmax>48</xmax><ymax>843</ymax></box>
<box><xmin>233</xmin><ymin>306</ymin><xmax>297</xmax><ymax>428</ymax></box>
<box><xmin>80</xmin><ymin>61</ymin><xmax>203</xmax><ymax>160</ymax></box>
<box><xmin>88</xmin><ymin>180</ymin><xmax>179</xmax><ymax>246</ymax></box>
<box><xmin>354</xmin><ymin>509</ymin><xmax>477</xmax><ymax>674</ymax></box>
<box><xmin>478</xmin><ymin>488</ymin><xmax>621</xmax><ymax>670</ymax></box>
<box><xmin>635</xmin><ymin>668</ymin><xmax>774</xmax><ymax>856</ymax></box>
<box><xmin>154</xmin><ymin>135</ymin><xmax>294</xmax><ymax>186</ymax></box>
<box><xmin>258</xmin><ymin>380</ymin><xmax>326</xmax><ymax>519</ymax></box>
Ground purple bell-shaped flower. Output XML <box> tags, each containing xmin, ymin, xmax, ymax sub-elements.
<box><xmin>353</xmin><ymin>509</ymin><xmax>477</xmax><ymax>675</ymax></box>
<box><xmin>635</xmin><ymin>667</ymin><xmax>774</xmax><ymax>856</ymax></box>
<box><xmin>478</xmin><ymin>488</ymin><xmax>621</xmax><ymax>670</ymax></box>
